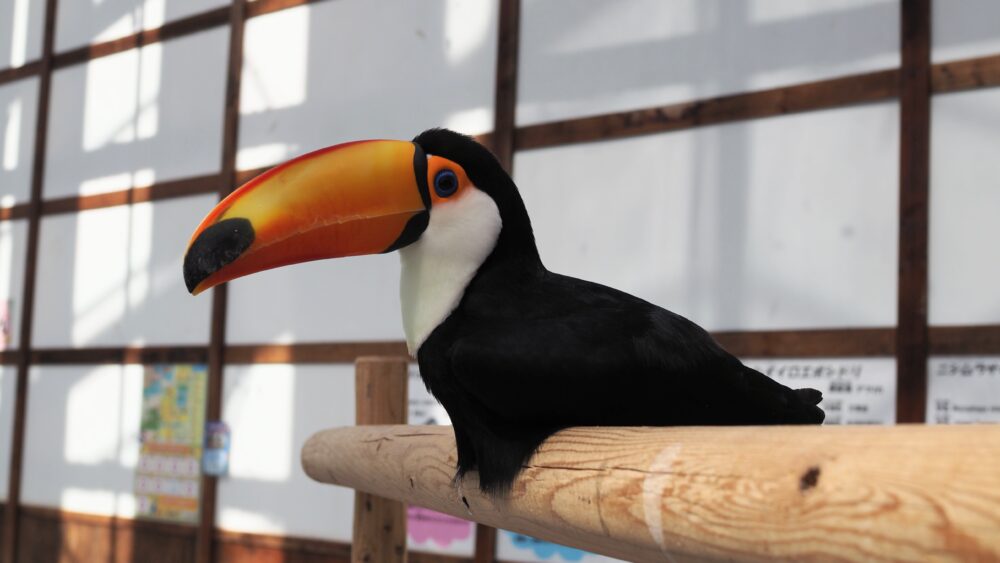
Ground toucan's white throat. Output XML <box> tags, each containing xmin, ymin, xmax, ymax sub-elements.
<box><xmin>399</xmin><ymin>188</ymin><xmax>502</xmax><ymax>354</ymax></box>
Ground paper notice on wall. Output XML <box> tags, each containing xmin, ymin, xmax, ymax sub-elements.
<box><xmin>744</xmin><ymin>358</ymin><xmax>896</xmax><ymax>425</ymax></box>
<box><xmin>497</xmin><ymin>531</ymin><xmax>625</xmax><ymax>563</ymax></box>
<box><xmin>136</xmin><ymin>364</ymin><xmax>207</xmax><ymax>523</ymax></box>
<box><xmin>406</xmin><ymin>366</ymin><xmax>474</xmax><ymax>557</ymax></box>
<box><xmin>927</xmin><ymin>357</ymin><xmax>1000</xmax><ymax>424</ymax></box>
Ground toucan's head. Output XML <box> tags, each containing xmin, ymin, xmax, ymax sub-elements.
<box><xmin>183</xmin><ymin>129</ymin><xmax>538</xmax><ymax>296</ymax></box>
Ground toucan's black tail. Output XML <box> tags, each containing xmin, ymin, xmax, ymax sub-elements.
<box><xmin>738</xmin><ymin>366</ymin><xmax>826</xmax><ymax>425</ymax></box>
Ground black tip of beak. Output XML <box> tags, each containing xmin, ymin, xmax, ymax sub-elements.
<box><xmin>183</xmin><ymin>217</ymin><xmax>255</xmax><ymax>294</ymax></box>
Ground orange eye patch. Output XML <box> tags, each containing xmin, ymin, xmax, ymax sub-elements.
<box><xmin>426</xmin><ymin>155</ymin><xmax>473</xmax><ymax>205</ymax></box>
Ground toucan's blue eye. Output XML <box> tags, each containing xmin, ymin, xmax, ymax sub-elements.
<box><xmin>433</xmin><ymin>169</ymin><xmax>459</xmax><ymax>197</ymax></box>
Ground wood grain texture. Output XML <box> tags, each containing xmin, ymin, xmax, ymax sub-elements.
<box><xmin>896</xmin><ymin>0</ymin><xmax>931</xmax><ymax>424</ymax></box>
<box><xmin>304</xmin><ymin>424</ymin><xmax>1000</xmax><ymax>563</ymax></box>
<box><xmin>515</xmin><ymin>69</ymin><xmax>899</xmax><ymax>151</ymax></box>
<box><xmin>353</xmin><ymin>357</ymin><xmax>409</xmax><ymax>563</ymax></box>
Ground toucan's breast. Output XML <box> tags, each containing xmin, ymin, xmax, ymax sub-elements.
<box><xmin>399</xmin><ymin>187</ymin><xmax>502</xmax><ymax>353</ymax></box>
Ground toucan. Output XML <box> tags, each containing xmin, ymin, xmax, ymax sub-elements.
<box><xmin>184</xmin><ymin>129</ymin><xmax>824</xmax><ymax>494</ymax></box>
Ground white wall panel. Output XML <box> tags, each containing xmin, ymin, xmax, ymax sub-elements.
<box><xmin>55</xmin><ymin>0</ymin><xmax>230</xmax><ymax>53</ymax></box>
<box><xmin>929</xmin><ymin>89</ymin><xmax>1000</xmax><ymax>325</ymax></box>
<box><xmin>237</xmin><ymin>0</ymin><xmax>497</xmax><ymax>171</ymax></box>
<box><xmin>0</xmin><ymin>367</ymin><xmax>15</xmax><ymax>500</ymax></box>
<box><xmin>217</xmin><ymin>364</ymin><xmax>355</xmax><ymax>540</ymax></box>
<box><xmin>22</xmin><ymin>365</ymin><xmax>144</xmax><ymax>516</ymax></box>
<box><xmin>0</xmin><ymin>0</ymin><xmax>44</xmax><ymax>69</ymax></box>
<box><xmin>33</xmin><ymin>195</ymin><xmax>213</xmax><ymax>347</ymax></box>
<box><xmin>514</xmin><ymin>102</ymin><xmax>898</xmax><ymax>332</ymax></box>
<box><xmin>0</xmin><ymin>220</ymin><xmax>27</xmax><ymax>350</ymax></box>
<box><xmin>932</xmin><ymin>0</ymin><xmax>1000</xmax><ymax>63</ymax></box>
<box><xmin>226</xmin><ymin>254</ymin><xmax>403</xmax><ymax>343</ymax></box>
<box><xmin>46</xmin><ymin>28</ymin><xmax>227</xmax><ymax>199</ymax></box>
<box><xmin>517</xmin><ymin>0</ymin><xmax>899</xmax><ymax>126</ymax></box>
<box><xmin>0</xmin><ymin>77</ymin><xmax>38</xmax><ymax>207</ymax></box>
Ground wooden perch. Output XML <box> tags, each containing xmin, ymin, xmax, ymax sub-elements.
<box><xmin>302</xmin><ymin>424</ymin><xmax>1000</xmax><ymax>562</ymax></box>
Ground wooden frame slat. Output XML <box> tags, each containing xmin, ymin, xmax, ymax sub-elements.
<box><xmin>895</xmin><ymin>0</ymin><xmax>932</xmax><ymax>424</ymax></box>
<box><xmin>226</xmin><ymin>342</ymin><xmax>410</xmax><ymax>364</ymax></box>
<box><xmin>932</xmin><ymin>52</ymin><xmax>1000</xmax><ymax>94</ymax></box>
<box><xmin>52</xmin><ymin>7</ymin><xmax>231</xmax><ymax>69</ymax></box>
<box><xmin>40</xmin><ymin>174</ymin><xmax>221</xmax><ymax>215</ymax></box>
<box><xmin>713</xmin><ymin>328</ymin><xmax>896</xmax><ymax>359</ymax></box>
<box><xmin>929</xmin><ymin>325</ymin><xmax>1000</xmax><ymax>356</ymax></box>
<box><xmin>0</xmin><ymin>61</ymin><xmax>43</xmax><ymax>87</ymax></box>
<box><xmin>1</xmin><ymin>0</ymin><xmax>58</xmax><ymax>560</ymax></box>
<box><xmin>29</xmin><ymin>346</ymin><xmax>208</xmax><ymax>365</ymax></box>
<box><xmin>0</xmin><ymin>352</ymin><xmax>21</xmax><ymax>366</ymax></box>
<box><xmin>196</xmin><ymin>0</ymin><xmax>247</xmax><ymax>561</ymax></box>
<box><xmin>515</xmin><ymin>69</ymin><xmax>899</xmax><ymax>151</ymax></box>
<box><xmin>0</xmin><ymin>205</ymin><xmax>30</xmax><ymax>221</ymax></box>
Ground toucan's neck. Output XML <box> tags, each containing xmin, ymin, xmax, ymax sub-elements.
<box><xmin>474</xmin><ymin>172</ymin><xmax>545</xmax><ymax>279</ymax></box>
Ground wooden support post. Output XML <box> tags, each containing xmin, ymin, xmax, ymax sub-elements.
<box><xmin>304</xmin><ymin>424</ymin><xmax>1000</xmax><ymax>563</ymax></box>
<box><xmin>352</xmin><ymin>357</ymin><xmax>409</xmax><ymax>563</ymax></box>
<box><xmin>896</xmin><ymin>0</ymin><xmax>932</xmax><ymax>423</ymax></box>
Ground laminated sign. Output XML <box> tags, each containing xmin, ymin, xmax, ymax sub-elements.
<box><xmin>746</xmin><ymin>358</ymin><xmax>896</xmax><ymax>425</ymax></box>
<box><xmin>927</xmin><ymin>357</ymin><xmax>1000</xmax><ymax>424</ymax></box>
<box><xmin>136</xmin><ymin>364</ymin><xmax>207</xmax><ymax>522</ymax></box>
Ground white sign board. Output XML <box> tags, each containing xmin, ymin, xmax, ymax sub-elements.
<box><xmin>745</xmin><ymin>358</ymin><xmax>896</xmax><ymax>425</ymax></box>
<box><xmin>927</xmin><ymin>357</ymin><xmax>1000</xmax><ymax>424</ymax></box>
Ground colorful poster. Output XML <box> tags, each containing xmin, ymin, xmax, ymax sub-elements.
<box><xmin>927</xmin><ymin>357</ymin><xmax>1000</xmax><ymax>424</ymax></box>
<box><xmin>746</xmin><ymin>358</ymin><xmax>896</xmax><ymax>424</ymax></box>
<box><xmin>406</xmin><ymin>366</ymin><xmax>475</xmax><ymax>557</ymax></box>
<box><xmin>136</xmin><ymin>364</ymin><xmax>207</xmax><ymax>523</ymax></box>
<box><xmin>497</xmin><ymin>531</ymin><xmax>624</xmax><ymax>563</ymax></box>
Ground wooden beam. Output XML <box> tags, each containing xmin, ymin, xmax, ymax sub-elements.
<box><xmin>929</xmin><ymin>325</ymin><xmax>1000</xmax><ymax>355</ymax></box>
<box><xmin>226</xmin><ymin>341</ymin><xmax>410</xmax><ymax>364</ymax></box>
<box><xmin>0</xmin><ymin>61</ymin><xmax>42</xmax><ymax>87</ymax></box>
<box><xmin>304</xmin><ymin>424</ymin><xmax>1000</xmax><ymax>562</ymax></box>
<box><xmin>515</xmin><ymin>69</ymin><xmax>899</xmax><ymax>151</ymax></box>
<box><xmin>2</xmin><ymin>0</ymin><xmax>57</xmax><ymax>559</ymax></box>
<box><xmin>712</xmin><ymin>327</ymin><xmax>895</xmax><ymax>358</ymax></box>
<box><xmin>0</xmin><ymin>205</ymin><xmax>30</xmax><ymax>221</ymax></box>
<box><xmin>196</xmin><ymin>1</ymin><xmax>247</xmax><ymax>561</ymax></box>
<box><xmin>896</xmin><ymin>0</ymin><xmax>931</xmax><ymax>424</ymax></box>
<box><xmin>0</xmin><ymin>352</ymin><xmax>21</xmax><ymax>366</ymax></box>
<box><xmin>29</xmin><ymin>346</ymin><xmax>208</xmax><ymax>365</ymax></box>
<box><xmin>352</xmin><ymin>358</ymin><xmax>409</xmax><ymax>563</ymax></box>
<box><xmin>246</xmin><ymin>0</ymin><xmax>332</xmax><ymax>19</ymax></box>
<box><xmin>52</xmin><ymin>6</ymin><xmax>231</xmax><ymax>69</ymax></box>
<box><xmin>491</xmin><ymin>0</ymin><xmax>521</xmax><ymax>171</ymax></box>
<box><xmin>932</xmin><ymin>52</ymin><xmax>1000</xmax><ymax>94</ymax></box>
<box><xmin>40</xmin><ymin>174</ymin><xmax>220</xmax><ymax>215</ymax></box>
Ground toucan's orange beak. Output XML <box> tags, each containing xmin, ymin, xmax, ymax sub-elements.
<box><xmin>183</xmin><ymin>140</ymin><xmax>430</xmax><ymax>295</ymax></box>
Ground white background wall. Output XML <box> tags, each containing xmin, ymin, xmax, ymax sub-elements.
<box><xmin>0</xmin><ymin>1</ymin><xmax>998</xmax><ymax>560</ymax></box>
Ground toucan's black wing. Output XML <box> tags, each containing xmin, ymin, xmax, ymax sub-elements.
<box><xmin>449</xmin><ymin>280</ymin><xmax>824</xmax><ymax>428</ymax></box>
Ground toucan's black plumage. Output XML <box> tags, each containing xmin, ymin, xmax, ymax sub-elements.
<box><xmin>411</xmin><ymin>129</ymin><xmax>824</xmax><ymax>495</ymax></box>
<box><xmin>183</xmin><ymin>128</ymin><xmax>825</xmax><ymax>497</ymax></box>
